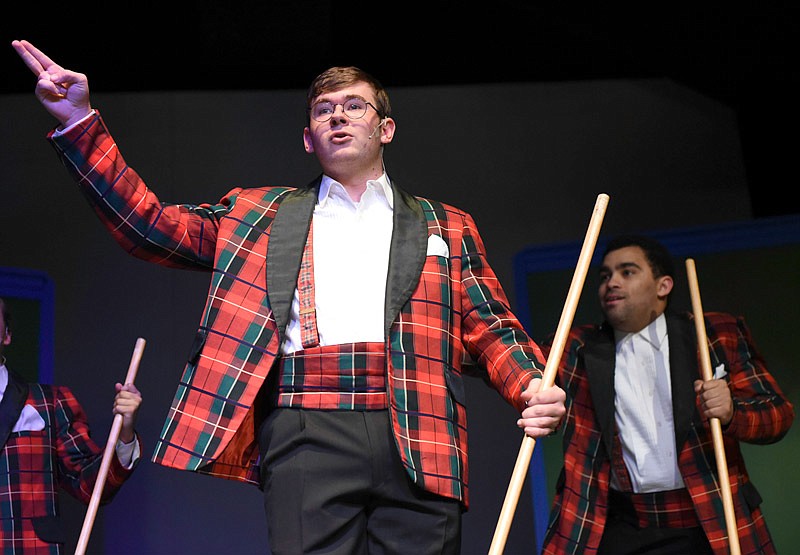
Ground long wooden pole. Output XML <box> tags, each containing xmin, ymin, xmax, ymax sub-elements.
<box><xmin>489</xmin><ymin>193</ymin><xmax>609</xmax><ymax>554</ymax></box>
<box><xmin>685</xmin><ymin>259</ymin><xmax>741</xmax><ymax>555</ymax></box>
<box><xmin>75</xmin><ymin>337</ymin><xmax>146</xmax><ymax>555</ymax></box>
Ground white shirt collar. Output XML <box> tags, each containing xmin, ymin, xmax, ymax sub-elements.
<box><xmin>318</xmin><ymin>173</ymin><xmax>393</xmax><ymax>209</ymax></box>
<box><xmin>615</xmin><ymin>313</ymin><xmax>668</xmax><ymax>351</ymax></box>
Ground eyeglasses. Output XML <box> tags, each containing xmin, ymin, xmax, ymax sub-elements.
<box><xmin>309</xmin><ymin>98</ymin><xmax>381</xmax><ymax>122</ymax></box>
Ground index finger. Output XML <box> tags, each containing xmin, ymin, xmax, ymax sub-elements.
<box><xmin>11</xmin><ymin>39</ymin><xmax>56</xmax><ymax>77</ymax></box>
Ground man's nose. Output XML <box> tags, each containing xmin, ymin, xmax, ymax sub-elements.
<box><xmin>606</xmin><ymin>273</ymin><xmax>622</xmax><ymax>288</ymax></box>
<box><xmin>330</xmin><ymin>104</ymin><xmax>348</xmax><ymax>124</ymax></box>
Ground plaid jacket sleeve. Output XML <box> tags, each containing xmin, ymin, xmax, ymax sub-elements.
<box><xmin>46</xmin><ymin>384</ymin><xmax>137</xmax><ymax>505</ymax></box>
<box><xmin>457</xmin><ymin>210</ymin><xmax>546</xmax><ymax>403</ymax></box>
<box><xmin>48</xmin><ymin>110</ymin><xmax>230</xmax><ymax>271</ymax></box>
<box><xmin>703</xmin><ymin>312</ymin><xmax>794</xmax><ymax>443</ymax></box>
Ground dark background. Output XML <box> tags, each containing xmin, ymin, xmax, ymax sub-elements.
<box><xmin>3</xmin><ymin>2</ymin><xmax>798</xmax><ymax>220</ymax></box>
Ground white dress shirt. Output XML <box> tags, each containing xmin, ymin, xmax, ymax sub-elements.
<box><xmin>612</xmin><ymin>314</ymin><xmax>685</xmax><ymax>492</ymax></box>
<box><xmin>281</xmin><ymin>173</ymin><xmax>394</xmax><ymax>353</ymax></box>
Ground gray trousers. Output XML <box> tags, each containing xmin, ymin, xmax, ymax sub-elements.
<box><xmin>258</xmin><ymin>408</ymin><xmax>462</xmax><ymax>555</ymax></box>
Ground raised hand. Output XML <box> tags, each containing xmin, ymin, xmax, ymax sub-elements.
<box><xmin>11</xmin><ymin>39</ymin><xmax>92</xmax><ymax>128</ymax></box>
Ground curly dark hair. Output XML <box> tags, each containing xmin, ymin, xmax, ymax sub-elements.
<box><xmin>603</xmin><ymin>234</ymin><xmax>676</xmax><ymax>280</ymax></box>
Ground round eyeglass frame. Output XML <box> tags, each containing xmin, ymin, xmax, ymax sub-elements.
<box><xmin>309</xmin><ymin>98</ymin><xmax>382</xmax><ymax>123</ymax></box>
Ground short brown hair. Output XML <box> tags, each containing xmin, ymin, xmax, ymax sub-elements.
<box><xmin>306</xmin><ymin>66</ymin><xmax>392</xmax><ymax>124</ymax></box>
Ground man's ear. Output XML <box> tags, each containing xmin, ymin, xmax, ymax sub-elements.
<box><xmin>1</xmin><ymin>328</ymin><xmax>11</xmax><ymax>347</ymax></box>
<box><xmin>303</xmin><ymin>127</ymin><xmax>315</xmax><ymax>153</ymax></box>
<box><xmin>657</xmin><ymin>275</ymin><xmax>674</xmax><ymax>298</ymax></box>
<box><xmin>379</xmin><ymin>117</ymin><xmax>396</xmax><ymax>144</ymax></box>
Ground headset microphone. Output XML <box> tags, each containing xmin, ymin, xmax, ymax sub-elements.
<box><xmin>368</xmin><ymin>118</ymin><xmax>388</xmax><ymax>139</ymax></box>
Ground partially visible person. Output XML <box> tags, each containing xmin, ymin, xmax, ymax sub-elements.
<box><xmin>0</xmin><ymin>297</ymin><xmax>143</xmax><ymax>554</ymax></box>
<box><xmin>541</xmin><ymin>234</ymin><xmax>794</xmax><ymax>555</ymax></box>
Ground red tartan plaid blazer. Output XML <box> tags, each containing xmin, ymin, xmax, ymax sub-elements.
<box><xmin>48</xmin><ymin>111</ymin><xmax>546</xmax><ymax>507</ymax></box>
<box><xmin>541</xmin><ymin>311</ymin><xmax>794</xmax><ymax>555</ymax></box>
<box><xmin>1</xmin><ymin>369</ymin><xmax>138</xmax><ymax>553</ymax></box>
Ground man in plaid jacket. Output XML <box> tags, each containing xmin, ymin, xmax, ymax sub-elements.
<box><xmin>0</xmin><ymin>298</ymin><xmax>143</xmax><ymax>554</ymax></box>
<box><xmin>14</xmin><ymin>40</ymin><xmax>566</xmax><ymax>554</ymax></box>
<box><xmin>541</xmin><ymin>234</ymin><xmax>794</xmax><ymax>555</ymax></box>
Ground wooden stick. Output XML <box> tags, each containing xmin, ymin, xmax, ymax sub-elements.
<box><xmin>685</xmin><ymin>259</ymin><xmax>741</xmax><ymax>555</ymax></box>
<box><xmin>489</xmin><ymin>193</ymin><xmax>609</xmax><ymax>555</ymax></box>
<box><xmin>75</xmin><ymin>337</ymin><xmax>146</xmax><ymax>555</ymax></box>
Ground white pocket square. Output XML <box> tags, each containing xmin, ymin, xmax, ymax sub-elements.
<box><xmin>12</xmin><ymin>404</ymin><xmax>46</xmax><ymax>433</ymax></box>
<box><xmin>426</xmin><ymin>234</ymin><xmax>449</xmax><ymax>258</ymax></box>
<box><xmin>713</xmin><ymin>363</ymin><xmax>727</xmax><ymax>380</ymax></box>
